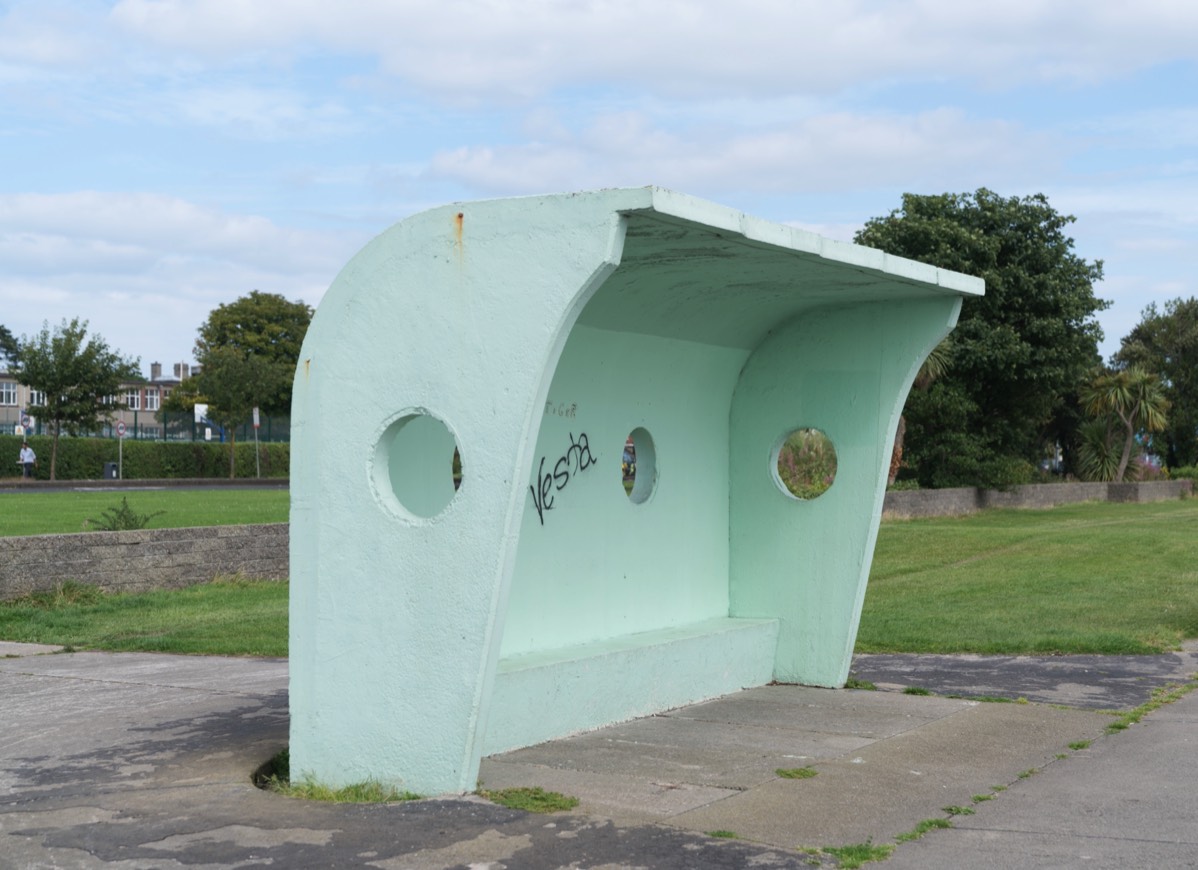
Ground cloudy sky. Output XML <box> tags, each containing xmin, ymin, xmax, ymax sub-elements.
<box><xmin>2</xmin><ymin>0</ymin><xmax>1196</xmax><ymax>376</ymax></box>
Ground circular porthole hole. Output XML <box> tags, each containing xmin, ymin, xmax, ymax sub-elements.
<box><xmin>374</xmin><ymin>412</ymin><xmax>462</xmax><ymax>519</ymax></box>
<box><xmin>623</xmin><ymin>427</ymin><xmax>657</xmax><ymax>504</ymax></box>
<box><xmin>775</xmin><ymin>428</ymin><xmax>837</xmax><ymax>500</ymax></box>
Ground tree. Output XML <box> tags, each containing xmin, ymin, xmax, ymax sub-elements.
<box><xmin>1078</xmin><ymin>367</ymin><xmax>1169</xmax><ymax>482</ymax></box>
<box><xmin>195</xmin><ymin>345</ymin><xmax>289</xmax><ymax>478</ymax></box>
<box><xmin>856</xmin><ymin>189</ymin><xmax>1108</xmax><ymax>488</ymax></box>
<box><xmin>0</xmin><ymin>325</ymin><xmax>17</xmax><ymax>367</ymax></box>
<box><xmin>1114</xmin><ymin>298</ymin><xmax>1198</xmax><ymax>468</ymax></box>
<box><xmin>888</xmin><ymin>336</ymin><xmax>952</xmax><ymax>484</ymax></box>
<box><xmin>12</xmin><ymin>318</ymin><xmax>140</xmax><ymax>480</ymax></box>
<box><xmin>195</xmin><ymin>291</ymin><xmax>312</xmax><ymax>415</ymax></box>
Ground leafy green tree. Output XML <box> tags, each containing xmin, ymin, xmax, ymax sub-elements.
<box><xmin>1114</xmin><ymin>298</ymin><xmax>1198</xmax><ymax>468</ymax></box>
<box><xmin>0</xmin><ymin>325</ymin><xmax>17</xmax><ymax>366</ymax></box>
<box><xmin>856</xmin><ymin>189</ymin><xmax>1108</xmax><ymax>487</ymax></box>
<box><xmin>195</xmin><ymin>345</ymin><xmax>289</xmax><ymax>478</ymax></box>
<box><xmin>1078</xmin><ymin>367</ymin><xmax>1169</xmax><ymax>482</ymax></box>
<box><xmin>12</xmin><ymin>318</ymin><xmax>140</xmax><ymax>479</ymax></box>
<box><xmin>195</xmin><ymin>291</ymin><xmax>312</xmax><ymax>415</ymax></box>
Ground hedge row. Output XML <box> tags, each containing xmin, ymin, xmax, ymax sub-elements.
<box><xmin>2</xmin><ymin>434</ymin><xmax>289</xmax><ymax>480</ymax></box>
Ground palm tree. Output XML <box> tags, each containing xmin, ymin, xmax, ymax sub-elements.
<box><xmin>1078</xmin><ymin>367</ymin><xmax>1169</xmax><ymax>482</ymax></box>
<box><xmin>889</xmin><ymin>338</ymin><xmax>953</xmax><ymax>485</ymax></box>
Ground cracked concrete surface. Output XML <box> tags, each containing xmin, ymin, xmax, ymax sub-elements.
<box><xmin>2</xmin><ymin>645</ymin><xmax>1195</xmax><ymax>868</ymax></box>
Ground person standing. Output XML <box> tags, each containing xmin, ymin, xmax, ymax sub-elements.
<box><xmin>19</xmin><ymin>442</ymin><xmax>36</xmax><ymax>479</ymax></box>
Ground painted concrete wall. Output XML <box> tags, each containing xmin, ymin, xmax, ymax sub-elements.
<box><xmin>289</xmin><ymin>187</ymin><xmax>983</xmax><ymax>795</ymax></box>
<box><xmin>729</xmin><ymin>298</ymin><xmax>960</xmax><ymax>686</ymax></box>
<box><xmin>502</xmin><ymin>325</ymin><xmax>747</xmax><ymax>658</ymax></box>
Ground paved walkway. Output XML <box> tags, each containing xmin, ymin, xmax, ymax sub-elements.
<box><xmin>1</xmin><ymin>643</ymin><xmax>1195</xmax><ymax>868</ymax></box>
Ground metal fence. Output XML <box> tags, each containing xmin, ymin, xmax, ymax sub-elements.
<box><xmin>3</xmin><ymin>411</ymin><xmax>290</xmax><ymax>443</ymax></box>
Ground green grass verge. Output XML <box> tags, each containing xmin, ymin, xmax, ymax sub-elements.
<box><xmin>0</xmin><ymin>488</ymin><xmax>289</xmax><ymax>537</ymax></box>
<box><xmin>3</xmin><ymin>499</ymin><xmax>1195</xmax><ymax>660</ymax></box>
<box><xmin>0</xmin><ymin>579</ymin><xmax>288</xmax><ymax>656</ymax></box>
<box><xmin>857</xmin><ymin>500</ymin><xmax>1198</xmax><ymax>654</ymax></box>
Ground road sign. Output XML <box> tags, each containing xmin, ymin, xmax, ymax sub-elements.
<box><xmin>116</xmin><ymin>421</ymin><xmax>126</xmax><ymax>438</ymax></box>
<box><xmin>20</xmin><ymin>414</ymin><xmax>30</xmax><ymax>429</ymax></box>
<box><xmin>253</xmin><ymin>406</ymin><xmax>260</xmax><ymax>429</ymax></box>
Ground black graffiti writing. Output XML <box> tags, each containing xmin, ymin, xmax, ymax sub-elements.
<box><xmin>529</xmin><ymin>432</ymin><xmax>597</xmax><ymax>525</ymax></box>
<box><xmin>544</xmin><ymin>400</ymin><xmax>578</xmax><ymax>418</ymax></box>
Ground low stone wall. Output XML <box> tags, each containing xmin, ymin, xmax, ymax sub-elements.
<box><xmin>0</xmin><ymin>523</ymin><xmax>288</xmax><ymax>601</ymax></box>
<box><xmin>883</xmin><ymin>480</ymin><xmax>1193</xmax><ymax>520</ymax></box>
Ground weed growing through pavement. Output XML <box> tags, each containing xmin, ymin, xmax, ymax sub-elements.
<box><xmin>1069</xmin><ymin>739</ymin><xmax>1093</xmax><ymax>750</ymax></box>
<box><xmin>477</xmin><ymin>786</ymin><xmax>579</xmax><ymax>813</ymax></box>
<box><xmin>252</xmin><ymin>749</ymin><xmax>420</xmax><ymax>803</ymax></box>
<box><xmin>820</xmin><ymin>840</ymin><xmax>895</xmax><ymax>868</ymax></box>
<box><xmin>1104</xmin><ymin>679</ymin><xmax>1198</xmax><ymax>734</ymax></box>
<box><xmin>844</xmin><ymin>677</ymin><xmax>877</xmax><ymax>690</ymax></box>
<box><xmin>902</xmin><ymin>686</ymin><xmax>931</xmax><ymax>696</ymax></box>
<box><xmin>894</xmin><ymin>818</ymin><xmax>952</xmax><ymax>843</ymax></box>
<box><xmin>706</xmin><ymin>830</ymin><xmax>738</xmax><ymax>839</ymax></box>
<box><xmin>776</xmin><ymin>767</ymin><xmax>818</xmax><ymax>779</ymax></box>
<box><xmin>942</xmin><ymin>805</ymin><xmax>975</xmax><ymax>816</ymax></box>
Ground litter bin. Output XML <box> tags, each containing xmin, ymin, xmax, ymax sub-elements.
<box><xmin>103</xmin><ymin>462</ymin><xmax>118</xmax><ymax>480</ymax></box>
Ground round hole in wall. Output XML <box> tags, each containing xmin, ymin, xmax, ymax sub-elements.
<box><xmin>374</xmin><ymin>412</ymin><xmax>462</xmax><ymax>519</ymax></box>
<box><xmin>623</xmin><ymin>427</ymin><xmax>657</xmax><ymax>504</ymax></box>
<box><xmin>775</xmin><ymin>428</ymin><xmax>837</xmax><ymax>500</ymax></box>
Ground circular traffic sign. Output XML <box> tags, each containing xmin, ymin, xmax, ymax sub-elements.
<box><xmin>116</xmin><ymin>421</ymin><xmax>126</xmax><ymax>438</ymax></box>
<box><xmin>20</xmin><ymin>414</ymin><xmax>30</xmax><ymax>429</ymax></box>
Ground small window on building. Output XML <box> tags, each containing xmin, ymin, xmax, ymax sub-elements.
<box><xmin>145</xmin><ymin>387</ymin><xmax>160</xmax><ymax>411</ymax></box>
<box><xmin>0</xmin><ymin>382</ymin><xmax>17</xmax><ymax>406</ymax></box>
<box><xmin>125</xmin><ymin>389</ymin><xmax>141</xmax><ymax>411</ymax></box>
<box><xmin>29</xmin><ymin>389</ymin><xmax>46</xmax><ymax>406</ymax></box>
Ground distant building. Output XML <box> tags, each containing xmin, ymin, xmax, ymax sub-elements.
<box><xmin>1</xmin><ymin>361</ymin><xmax>194</xmax><ymax>439</ymax></box>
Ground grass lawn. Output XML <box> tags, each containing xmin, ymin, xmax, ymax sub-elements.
<box><xmin>0</xmin><ymin>579</ymin><xmax>287</xmax><ymax>657</ymax></box>
<box><xmin>1</xmin><ymin>498</ymin><xmax>1194</xmax><ymax>657</ymax></box>
<box><xmin>0</xmin><ymin>487</ymin><xmax>289</xmax><ymax>536</ymax></box>
<box><xmin>857</xmin><ymin>499</ymin><xmax>1198</xmax><ymax>655</ymax></box>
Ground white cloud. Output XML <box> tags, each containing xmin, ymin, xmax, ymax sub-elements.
<box><xmin>0</xmin><ymin>192</ymin><xmax>363</xmax><ymax>374</ymax></box>
<box><xmin>0</xmin><ymin>192</ymin><xmax>351</xmax><ymax>270</ymax></box>
<box><xmin>429</xmin><ymin>108</ymin><xmax>1062</xmax><ymax>196</ymax></box>
<box><xmin>0</xmin><ymin>2</ymin><xmax>108</xmax><ymax>69</ymax></box>
<box><xmin>107</xmin><ymin>0</ymin><xmax>1198</xmax><ymax>101</ymax></box>
<box><xmin>169</xmin><ymin>86</ymin><xmax>356</xmax><ymax>139</ymax></box>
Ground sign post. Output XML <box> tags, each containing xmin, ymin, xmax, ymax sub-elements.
<box><xmin>116</xmin><ymin>421</ymin><xmax>126</xmax><ymax>479</ymax></box>
<box><xmin>252</xmin><ymin>406</ymin><xmax>261</xmax><ymax>478</ymax></box>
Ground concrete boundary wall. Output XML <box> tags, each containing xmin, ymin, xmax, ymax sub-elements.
<box><xmin>883</xmin><ymin>480</ymin><xmax>1193</xmax><ymax>519</ymax></box>
<box><xmin>0</xmin><ymin>523</ymin><xmax>288</xmax><ymax>601</ymax></box>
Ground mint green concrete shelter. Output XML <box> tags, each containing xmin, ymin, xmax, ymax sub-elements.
<box><xmin>289</xmin><ymin>187</ymin><xmax>983</xmax><ymax>795</ymax></box>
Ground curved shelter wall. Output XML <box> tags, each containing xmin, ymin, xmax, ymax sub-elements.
<box><xmin>289</xmin><ymin>187</ymin><xmax>983</xmax><ymax>795</ymax></box>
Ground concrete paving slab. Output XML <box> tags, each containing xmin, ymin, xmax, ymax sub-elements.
<box><xmin>883</xmin><ymin>690</ymin><xmax>1198</xmax><ymax>869</ymax></box>
<box><xmin>0</xmin><ymin>641</ymin><xmax>62</xmax><ymax>657</ymax></box>
<box><xmin>663</xmin><ymin>701</ymin><xmax>1109</xmax><ymax>849</ymax></box>
<box><xmin>476</xmin><ymin>759</ymin><xmax>740</xmax><ymax>823</ymax></box>
<box><xmin>493</xmin><ymin>715</ymin><xmax>875</xmax><ymax>789</ymax></box>
<box><xmin>668</xmin><ymin>683</ymin><xmax>972</xmax><ymax>736</ymax></box>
